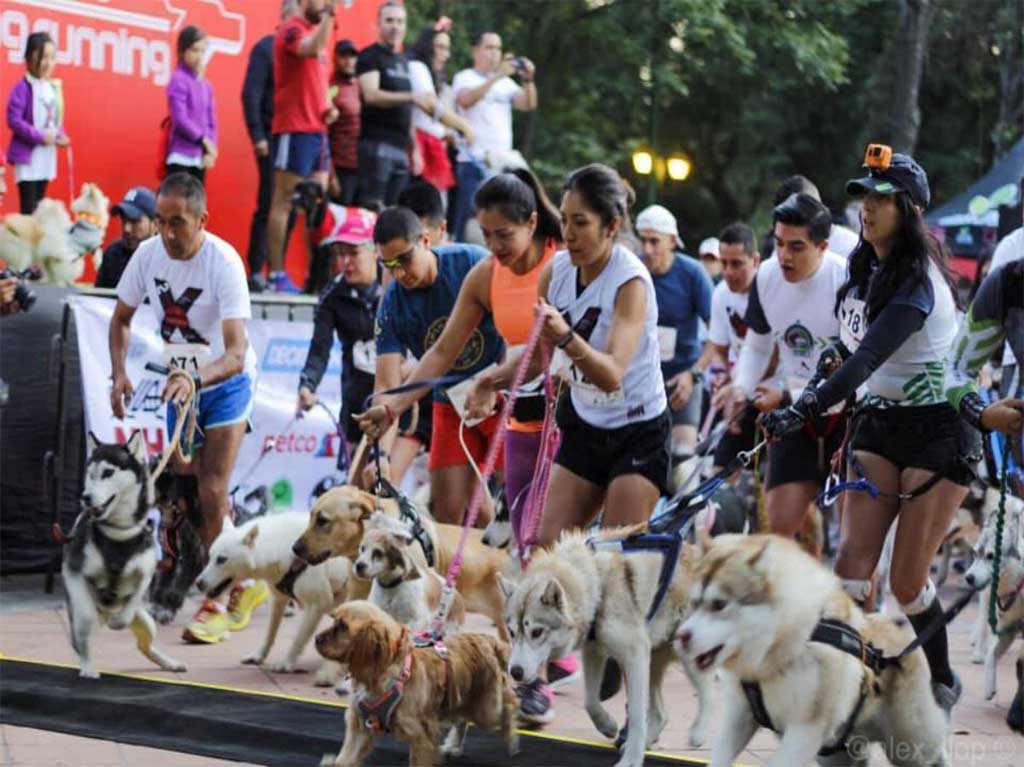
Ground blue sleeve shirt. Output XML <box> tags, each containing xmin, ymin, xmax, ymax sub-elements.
<box><xmin>652</xmin><ymin>253</ymin><xmax>715</xmax><ymax>377</ymax></box>
<box><xmin>375</xmin><ymin>244</ymin><xmax>505</xmax><ymax>402</ymax></box>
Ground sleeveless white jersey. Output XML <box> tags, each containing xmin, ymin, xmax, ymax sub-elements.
<box><xmin>838</xmin><ymin>261</ymin><xmax>957</xmax><ymax>406</ymax></box>
<box><xmin>547</xmin><ymin>245</ymin><xmax>667</xmax><ymax>429</ymax></box>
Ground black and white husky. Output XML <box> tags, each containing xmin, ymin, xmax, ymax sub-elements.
<box><xmin>62</xmin><ymin>432</ymin><xmax>186</xmax><ymax>678</ymax></box>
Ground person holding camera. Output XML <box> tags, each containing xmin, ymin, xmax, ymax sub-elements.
<box><xmin>450</xmin><ymin>32</ymin><xmax>537</xmax><ymax>242</ymax></box>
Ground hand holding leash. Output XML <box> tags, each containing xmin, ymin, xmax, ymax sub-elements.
<box><xmin>761</xmin><ymin>389</ymin><xmax>818</xmax><ymax>440</ymax></box>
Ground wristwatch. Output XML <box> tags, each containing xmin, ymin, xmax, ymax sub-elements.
<box><xmin>555</xmin><ymin>329</ymin><xmax>576</xmax><ymax>349</ymax></box>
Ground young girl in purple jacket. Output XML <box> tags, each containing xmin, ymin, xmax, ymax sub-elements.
<box><xmin>165</xmin><ymin>26</ymin><xmax>218</xmax><ymax>183</ymax></box>
<box><xmin>6</xmin><ymin>32</ymin><xmax>70</xmax><ymax>214</ymax></box>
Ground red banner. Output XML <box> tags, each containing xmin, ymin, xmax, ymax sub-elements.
<box><xmin>1</xmin><ymin>0</ymin><xmax>378</xmax><ymax>284</ymax></box>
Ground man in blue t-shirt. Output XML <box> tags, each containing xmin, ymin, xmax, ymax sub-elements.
<box><xmin>356</xmin><ymin>206</ymin><xmax>505</xmax><ymax>523</ymax></box>
<box><xmin>636</xmin><ymin>205</ymin><xmax>714</xmax><ymax>462</ymax></box>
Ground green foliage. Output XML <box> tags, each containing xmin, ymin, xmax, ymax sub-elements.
<box><xmin>408</xmin><ymin>0</ymin><xmax>1020</xmax><ymax>243</ymax></box>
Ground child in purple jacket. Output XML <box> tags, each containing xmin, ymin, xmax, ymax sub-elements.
<box><xmin>165</xmin><ymin>26</ymin><xmax>218</xmax><ymax>183</ymax></box>
<box><xmin>6</xmin><ymin>32</ymin><xmax>70</xmax><ymax>214</ymax></box>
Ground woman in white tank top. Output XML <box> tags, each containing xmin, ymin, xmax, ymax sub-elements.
<box><xmin>532</xmin><ymin>164</ymin><xmax>670</xmax><ymax>547</ymax></box>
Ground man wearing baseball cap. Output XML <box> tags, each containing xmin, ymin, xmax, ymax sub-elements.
<box><xmin>636</xmin><ymin>204</ymin><xmax>714</xmax><ymax>466</ymax></box>
<box><xmin>94</xmin><ymin>186</ymin><xmax>157</xmax><ymax>288</ymax></box>
<box><xmin>298</xmin><ymin>206</ymin><xmax>381</xmax><ymax>460</ymax></box>
<box><xmin>698</xmin><ymin>236</ymin><xmax>722</xmax><ymax>283</ymax></box>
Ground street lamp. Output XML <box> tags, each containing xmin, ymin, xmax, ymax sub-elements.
<box><xmin>632</xmin><ymin>149</ymin><xmax>654</xmax><ymax>177</ymax></box>
<box><xmin>667</xmin><ymin>155</ymin><xmax>691</xmax><ymax>181</ymax></box>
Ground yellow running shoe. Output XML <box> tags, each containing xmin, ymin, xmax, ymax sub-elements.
<box><xmin>226</xmin><ymin>579</ymin><xmax>269</xmax><ymax>631</ymax></box>
<box><xmin>182</xmin><ymin>599</ymin><xmax>232</xmax><ymax>644</ymax></box>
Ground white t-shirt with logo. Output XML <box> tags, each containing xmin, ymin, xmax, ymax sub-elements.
<box><xmin>452</xmin><ymin>68</ymin><xmax>521</xmax><ymax>162</ymax></box>
<box><xmin>990</xmin><ymin>226</ymin><xmax>1023</xmax><ymax>365</ymax></box>
<box><xmin>116</xmin><ymin>232</ymin><xmax>258</xmax><ymax>388</ymax></box>
<box><xmin>707</xmin><ymin>280</ymin><xmax>750</xmax><ymax>370</ymax></box>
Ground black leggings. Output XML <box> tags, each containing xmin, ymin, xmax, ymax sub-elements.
<box><xmin>18</xmin><ymin>179</ymin><xmax>48</xmax><ymax>214</ymax></box>
<box><xmin>165</xmin><ymin>164</ymin><xmax>206</xmax><ymax>184</ymax></box>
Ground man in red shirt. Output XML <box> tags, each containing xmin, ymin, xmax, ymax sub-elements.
<box><xmin>266</xmin><ymin>0</ymin><xmax>335</xmax><ymax>293</ymax></box>
<box><xmin>328</xmin><ymin>39</ymin><xmax>360</xmax><ymax>205</ymax></box>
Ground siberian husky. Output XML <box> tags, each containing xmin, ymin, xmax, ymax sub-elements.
<box><xmin>500</xmin><ymin>526</ymin><xmax>709</xmax><ymax>767</ymax></box>
<box><xmin>62</xmin><ymin>432</ymin><xmax>186</xmax><ymax>678</ymax></box>
<box><xmin>677</xmin><ymin>533</ymin><xmax>947</xmax><ymax>767</ymax></box>
<box><xmin>194</xmin><ymin>512</ymin><xmax>349</xmax><ymax>685</ymax></box>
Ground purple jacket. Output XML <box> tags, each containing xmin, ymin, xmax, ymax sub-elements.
<box><xmin>6</xmin><ymin>77</ymin><xmax>66</xmax><ymax>166</ymax></box>
<box><xmin>166</xmin><ymin>63</ymin><xmax>217</xmax><ymax>160</ymax></box>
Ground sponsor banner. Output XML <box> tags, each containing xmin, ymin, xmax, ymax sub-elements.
<box><xmin>71</xmin><ymin>294</ymin><xmax>346</xmax><ymax>511</ymax></box>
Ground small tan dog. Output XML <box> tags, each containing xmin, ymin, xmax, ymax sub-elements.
<box><xmin>315</xmin><ymin>600</ymin><xmax>518</xmax><ymax>767</ymax></box>
<box><xmin>354</xmin><ymin>525</ymin><xmax>466</xmax><ymax>635</ymax></box>
<box><xmin>293</xmin><ymin>485</ymin><xmax>508</xmax><ymax>638</ymax></box>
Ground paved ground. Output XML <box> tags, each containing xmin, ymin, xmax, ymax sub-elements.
<box><xmin>1</xmin><ymin>573</ymin><xmax>1020</xmax><ymax>766</ymax></box>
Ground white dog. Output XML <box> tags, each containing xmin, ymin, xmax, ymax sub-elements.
<box><xmin>194</xmin><ymin>512</ymin><xmax>349</xmax><ymax>685</ymax></box>
<box><xmin>677</xmin><ymin>533</ymin><xmax>948</xmax><ymax>767</ymax></box>
<box><xmin>501</xmin><ymin>526</ymin><xmax>708</xmax><ymax>767</ymax></box>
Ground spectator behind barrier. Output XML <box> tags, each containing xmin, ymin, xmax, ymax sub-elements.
<box><xmin>165</xmin><ymin>26</ymin><xmax>218</xmax><ymax>183</ymax></box>
<box><xmin>6</xmin><ymin>32</ymin><xmax>70</xmax><ymax>215</ymax></box>
<box><xmin>450</xmin><ymin>31</ymin><xmax>537</xmax><ymax>241</ymax></box>
<box><xmin>328</xmin><ymin>39</ymin><xmax>362</xmax><ymax>205</ymax></box>
<box><xmin>95</xmin><ymin>187</ymin><xmax>158</xmax><ymax>288</ymax></box>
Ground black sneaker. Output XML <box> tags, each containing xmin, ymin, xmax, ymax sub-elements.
<box><xmin>516</xmin><ymin>679</ymin><xmax>554</xmax><ymax>725</ymax></box>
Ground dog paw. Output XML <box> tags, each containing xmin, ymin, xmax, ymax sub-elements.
<box><xmin>241</xmin><ymin>653</ymin><xmax>265</xmax><ymax>666</ymax></box>
<box><xmin>107</xmin><ymin>615</ymin><xmax>130</xmax><ymax>631</ymax></box>
<box><xmin>78</xmin><ymin>666</ymin><xmax>100</xmax><ymax>680</ymax></box>
<box><xmin>166</xmin><ymin>660</ymin><xmax>187</xmax><ymax>673</ymax></box>
<box><xmin>687</xmin><ymin>725</ymin><xmax>707</xmax><ymax>749</ymax></box>
<box><xmin>334</xmin><ymin>676</ymin><xmax>352</xmax><ymax>697</ymax></box>
<box><xmin>319</xmin><ymin>755</ymin><xmax>338</xmax><ymax>767</ymax></box>
<box><xmin>971</xmin><ymin>652</ymin><xmax>985</xmax><ymax>664</ymax></box>
<box><xmin>586</xmin><ymin>705</ymin><xmax>618</xmax><ymax>740</ymax></box>
<box><xmin>314</xmin><ymin>666</ymin><xmax>338</xmax><ymax>687</ymax></box>
<box><xmin>269</xmin><ymin>661</ymin><xmax>300</xmax><ymax>674</ymax></box>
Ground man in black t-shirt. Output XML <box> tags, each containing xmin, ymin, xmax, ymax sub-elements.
<box><xmin>356</xmin><ymin>1</ymin><xmax>432</xmax><ymax>210</ymax></box>
<box><xmin>94</xmin><ymin>186</ymin><xmax>157</xmax><ymax>289</ymax></box>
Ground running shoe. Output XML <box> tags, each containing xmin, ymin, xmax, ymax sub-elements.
<box><xmin>932</xmin><ymin>671</ymin><xmax>962</xmax><ymax>717</ymax></box>
<box><xmin>181</xmin><ymin>599</ymin><xmax>231</xmax><ymax>644</ymax></box>
<box><xmin>248</xmin><ymin>273</ymin><xmax>268</xmax><ymax>293</ymax></box>
<box><xmin>226</xmin><ymin>579</ymin><xmax>269</xmax><ymax>631</ymax></box>
<box><xmin>516</xmin><ymin>679</ymin><xmax>555</xmax><ymax>725</ymax></box>
<box><xmin>269</xmin><ymin>271</ymin><xmax>301</xmax><ymax>294</ymax></box>
<box><xmin>547</xmin><ymin>654</ymin><xmax>580</xmax><ymax>691</ymax></box>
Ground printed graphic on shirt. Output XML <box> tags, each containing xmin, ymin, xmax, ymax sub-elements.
<box><xmin>423</xmin><ymin>316</ymin><xmax>485</xmax><ymax>370</ymax></box>
<box><xmin>156</xmin><ymin>279</ymin><xmax>208</xmax><ymax>344</ymax></box>
<box><xmin>727</xmin><ymin>307</ymin><xmax>748</xmax><ymax>339</ymax></box>
<box><xmin>782</xmin><ymin>320</ymin><xmax>815</xmax><ymax>359</ymax></box>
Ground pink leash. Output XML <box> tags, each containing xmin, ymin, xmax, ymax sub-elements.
<box><xmin>431</xmin><ymin>313</ymin><xmax>547</xmax><ymax>635</ymax></box>
<box><xmin>517</xmin><ymin>342</ymin><xmax>560</xmax><ymax>569</ymax></box>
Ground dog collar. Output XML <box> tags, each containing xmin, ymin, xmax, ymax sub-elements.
<box><xmin>355</xmin><ymin>651</ymin><xmax>413</xmax><ymax>734</ymax></box>
<box><xmin>377</xmin><ymin>574</ymin><xmax>404</xmax><ymax>590</ymax></box>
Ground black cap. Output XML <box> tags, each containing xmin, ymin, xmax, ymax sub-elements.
<box><xmin>111</xmin><ymin>186</ymin><xmax>156</xmax><ymax>220</ymax></box>
<box><xmin>846</xmin><ymin>153</ymin><xmax>931</xmax><ymax>209</ymax></box>
<box><xmin>335</xmin><ymin>39</ymin><xmax>357</xmax><ymax>55</ymax></box>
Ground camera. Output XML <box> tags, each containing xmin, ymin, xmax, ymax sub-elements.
<box><xmin>290</xmin><ymin>180</ymin><xmax>328</xmax><ymax>232</ymax></box>
<box><xmin>513</xmin><ymin>56</ymin><xmax>528</xmax><ymax>74</ymax></box>
<box><xmin>864</xmin><ymin>143</ymin><xmax>892</xmax><ymax>171</ymax></box>
<box><xmin>0</xmin><ymin>266</ymin><xmax>40</xmax><ymax>312</ymax></box>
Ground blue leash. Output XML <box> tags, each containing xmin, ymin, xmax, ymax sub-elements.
<box><xmin>361</xmin><ymin>375</ymin><xmax>465</xmax><ymax>410</ymax></box>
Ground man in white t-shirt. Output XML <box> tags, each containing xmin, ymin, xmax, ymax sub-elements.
<box><xmin>989</xmin><ymin>177</ymin><xmax>1023</xmax><ymax>382</ymax></box>
<box><xmin>770</xmin><ymin>174</ymin><xmax>860</xmax><ymax>259</ymax></box>
<box><xmin>694</xmin><ymin>223</ymin><xmax>761</xmax><ymax>469</ymax></box>
<box><xmin>718</xmin><ymin>194</ymin><xmax>847</xmax><ymax>538</ymax></box>
<box><xmin>450</xmin><ymin>31</ymin><xmax>537</xmax><ymax>240</ymax></box>
<box><xmin>110</xmin><ymin>173</ymin><xmax>262</xmax><ymax>644</ymax></box>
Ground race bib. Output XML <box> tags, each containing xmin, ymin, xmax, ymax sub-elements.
<box><xmin>839</xmin><ymin>297</ymin><xmax>867</xmax><ymax>349</ymax></box>
<box><xmin>352</xmin><ymin>338</ymin><xmax>377</xmax><ymax>375</ymax></box>
<box><xmin>551</xmin><ymin>348</ymin><xmax>625</xmax><ymax>407</ymax></box>
<box><xmin>657</xmin><ymin>325</ymin><xmax>678</xmax><ymax>362</ymax></box>
<box><xmin>162</xmin><ymin>342</ymin><xmax>211</xmax><ymax>375</ymax></box>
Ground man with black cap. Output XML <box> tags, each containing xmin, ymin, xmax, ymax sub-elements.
<box><xmin>328</xmin><ymin>39</ymin><xmax>361</xmax><ymax>205</ymax></box>
<box><xmin>95</xmin><ymin>186</ymin><xmax>157</xmax><ymax>288</ymax></box>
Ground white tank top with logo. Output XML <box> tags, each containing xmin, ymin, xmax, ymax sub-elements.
<box><xmin>838</xmin><ymin>260</ymin><xmax>957</xmax><ymax>406</ymax></box>
<box><xmin>547</xmin><ymin>245</ymin><xmax>667</xmax><ymax>429</ymax></box>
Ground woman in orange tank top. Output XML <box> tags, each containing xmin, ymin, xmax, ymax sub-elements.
<box><xmin>363</xmin><ymin>169</ymin><xmax>562</xmax><ymax>550</ymax></box>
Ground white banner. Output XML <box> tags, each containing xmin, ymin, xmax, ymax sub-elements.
<box><xmin>70</xmin><ymin>295</ymin><xmax>346</xmax><ymax>511</ymax></box>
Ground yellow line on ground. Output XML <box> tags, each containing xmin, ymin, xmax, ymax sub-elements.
<box><xmin>1</xmin><ymin>652</ymin><xmax>740</xmax><ymax>765</ymax></box>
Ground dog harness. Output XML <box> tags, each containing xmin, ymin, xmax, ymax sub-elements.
<box><xmin>376</xmin><ymin>476</ymin><xmax>436</xmax><ymax>569</ymax></box>
<box><xmin>356</xmin><ymin>652</ymin><xmax>414</xmax><ymax>734</ymax></box>
<box><xmin>740</xmin><ymin>618</ymin><xmax>893</xmax><ymax>756</ymax></box>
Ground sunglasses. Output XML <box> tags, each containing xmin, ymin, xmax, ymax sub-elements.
<box><xmin>379</xmin><ymin>246</ymin><xmax>415</xmax><ymax>271</ymax></box>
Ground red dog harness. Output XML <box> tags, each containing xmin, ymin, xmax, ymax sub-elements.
<box><xmin>356</xmin><ymin>652</ymin><xmax>414</xmax><ymax>734</ymax></box>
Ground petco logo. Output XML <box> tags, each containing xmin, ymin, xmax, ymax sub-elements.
<box><xmin>262</xmin><ymin>431</ymin><xmax>340</xmax><ymax>457</ymax></box>
<box><xmin>1</xmin><ymin>1</ymin><xmax>246</xmax><ymax>86</ymax></box>
<box><xmin>262</xmin><ymin>339</ymin><xmax>342</xmax><ymax>375</ymax></box>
